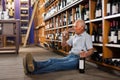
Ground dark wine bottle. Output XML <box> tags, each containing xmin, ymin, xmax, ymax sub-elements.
<box><xmin>95</xmin><ymin>0</ymin><xmax>102</xmax><ymax>18</ymax></box>
<box><xmin>1</xmin><ymin>10</ymin><xmax>4</xmax><ymax>19</ymax></box>
<box><xmin>79</xmin><ymin>50</ymin><xmax>85</xmax><ymax>73</ymax></box>
<box><xmin>98</xmin><ymin>23</ymin><xmax>102</xmax><ymax>43</ymax></box>
<box><xmin>85</xmin><ymin>2</ymin><xmax>89</xmax><ymax>20</ymax></box>
<box><xmin>81</xmin><ymin>7</ymin><xmax>85</xmax><ymax>20</ymax></box>
<box><xmin>112</xmin><ymin>0</ymin><xmax>117</xmax><ymax>15</ymax></box>
<box><xmin>118</xmin><ymin>0</ymin><xmax>120</xmax><ymax>13</ymax></box>
<box><xmin>107</xmin><ymin>0</ymin><xmax>112</xmax><ymax>16</ymax></box>
<box><xmin>117</xmin><ymin>20</ymin><xmax>120</xmax><ymax>44</ymax></box>
<box><xmin>92</xmin><ymin>26</ymin><xmax>95</xmax><ymax>43</ymax></box>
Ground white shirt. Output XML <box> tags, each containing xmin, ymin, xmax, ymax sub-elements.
<box><xmin>67</xmin><ymin>31</ymin><xmax>93</xmax><ymax>55</ymax></box>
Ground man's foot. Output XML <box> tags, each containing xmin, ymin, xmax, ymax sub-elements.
<box><xmin>23</xmin><ymin>56</ymin><xmax>28</xmax><ymax>74</ymax></box>
<box><xmin>26</xmin><ymin>53</ymin><xmax>35</xmax><ymax>72</ymax></box>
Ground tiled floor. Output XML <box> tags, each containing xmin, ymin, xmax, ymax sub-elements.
<box><xmin>0</xmin><ymin>46</ymin><xmax>119</xmax><ymax>80</ymax></box>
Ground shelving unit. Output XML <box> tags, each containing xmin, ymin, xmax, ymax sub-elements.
<box><xmin>0</xmin><ymin>19</ymin><xmax>20</xmax><ymax>54</ymax></box>
<box><xmin>43</xmin><ymin>0</ymin><xmax>120</xmax><ymax>71</ymax></box>
<box><xmin>20</xmin><ymin>0</ymin><xmax>29</xmax><ymax>44</ymax></box>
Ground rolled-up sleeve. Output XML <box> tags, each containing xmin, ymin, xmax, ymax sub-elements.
<box><xmin>85</xmin><ymin>35</ymin><xmax>93</xmax><ymax>50</ymax></box>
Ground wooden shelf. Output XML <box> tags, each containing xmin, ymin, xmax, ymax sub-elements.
<box><xmin>45</xmin><ymin>25</ymin><xmax>67</xmax><ymax>31</ymax></box>
<box><xmin>44</xmin><ymin>0</ymin><xmax>84</xmax><ymax>21</ymax></box>
<box><xmin>20</xmin><ymin>1</ymin><xmax>28</xmax><ymax>4</ymax></box>
<box><xmin>85</xmin><ymin>20</ymin><xmax>90</xmax><ymax>24</ymax></box>
<box><xmin>21</xmin><ymin>20</ymin><xmax>29</xmax><ymax>22</ymax></box>
<box><xmin>105</xmin><ymin>44</ymin><xmax>120</xmax><ymax>48</ymax></box>
<box><xmin>21</xmin><ymin>26</ymin><xmax>28</xmax><ymax>30</ymax></box>
<box><xmin>21</xmin><ymin>14</ymin><xmax>29</xmax><ymax>17</ymax></box>
<box><xmin>0</xmin><ymin>47</ymin><xmax>16</xmax><ymax>50</ymax></box>
<box><xmin>93</xmin><ymin>43</ymin><xmax>103</xmax><ymax>46</ymax></box>
<box><xmin>91</xmin><ymin>18</ymin><xmax>103</xmax><ymax>22</ymax></box>
<box><xmin>88</xmin><ymin>59</ymin><xmax>120</xmax><ymax>71</ymax></box>
<box><xmin>104</xmin><ymin>14</ymin><xmax>120</xmax><ymax>20</ymax></box>
<box><xmin>46</xmin><ymin>39</ymin><xmax>62</xmax><ymax>42</ymax></box>
<box><xmin>0</xmin><ymin>20</ymin><xmax>20</xmax><ymax>54</ymax></box>
<box><xmin>20</xmin><ymin>7</ymin><xmax>29</xmax><ymax>10</ymax></box>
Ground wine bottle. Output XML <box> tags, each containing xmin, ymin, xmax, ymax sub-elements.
<box><xmin>118</xmin><ymin>0</ymin><xmax>120</xmax><ymax>13</ymax></box>
<box><xmin>114</xmin><ymin>20</ymin><xmax>118</xmax><ymax>44</ymax></box>
<box><xmin>95</xmin><ymin>0</ymin><xmax>102</xmax><ymax>18</ymax></box>
<box><xmin>79</xmin><ymin>50</ymin><xmax>85</xmax><ymax>73</ymax></box>
<box><xmin>96</xmin><ymin>26</ymin><xmax>99</xmax><ymax>43</ymax></box>
<box><xmin>107</xmin><ymin>0</ymin><xmax>112</xmax><ymax>16</ymax></box>
<box><xmin>111</xmin><ymin>20</ymin><xmax>117</xmax><ymax>44</ymax></box>
<box><xmin>108</xmin><ymin>21</ymin><xmax>112</xmax><ymax>43</ymax></box>
<box><xmin>92</xmin><ymin>27</ymin><xmax>95</xmax><ymax>43</ymax></box>
<box><xmin>81</xmin><ymin>7</ymin><xmax>85</xmax><ymax>20</ymax></box>
<box><xmin>1</xmin><ymin>10</ymin><xmax>4</xmax><ymax>19</ymax></box>
<box><xmin>112</xmin><ymin>0</ymin><xmax>117</xmax><ymax>15</ymax></box>
<box><xmin>117</xmin><ymin>20</ymin><xmax>120</xmax><ymax>44</ymax></box>
<box><xmin>98</xmin><ymin>0</ymin><xmax>102</xmax><ymax>18</ymax></box>
<box><xmin>98</xmin><ymin>23</ymin><xmax>102</xmax><ymax>43</ymax></box>
<box><xmin>63</xmin><ymin>13</ymin><xmax>66</xmax><ymax>26</ymax></box>
<box><xmin>85</xmin><ymin>3</ymin><xmax>89</xmax><ymax>20</ymax></box>
<box><xmin>85</xmin><ymin>24</ymin><xmax>90</xmax><ymax>34</ymax></box>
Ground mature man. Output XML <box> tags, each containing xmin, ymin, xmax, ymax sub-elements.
<box><xmin>23</xmin><ymin>20</ymin><xmax>94</xmax><ymax>74</ymax></box>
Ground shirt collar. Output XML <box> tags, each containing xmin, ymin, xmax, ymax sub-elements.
<box><xmin>74</xmin><ymin>31</ymin><xmax>86</xmax><ymax>37</ymax></box>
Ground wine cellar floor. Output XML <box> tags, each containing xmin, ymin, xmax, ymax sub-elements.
<box><xmin>0</xmin><ymin>46</ymin><xmax>119</xmax><ymax>80</ymax></box>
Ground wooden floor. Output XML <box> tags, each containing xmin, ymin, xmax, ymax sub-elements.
<box><xmin>0</xmin><ymin>46</ymin><xmax>119</xmax><ymax>80</ymax></box>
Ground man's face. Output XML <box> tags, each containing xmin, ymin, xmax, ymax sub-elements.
<box><xmin>73</xmin><ymin>23</ymin><xmax>84</xmax><ymax>35</ymax></box>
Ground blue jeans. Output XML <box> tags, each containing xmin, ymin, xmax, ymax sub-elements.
<box><xmin>32</xmin><ymin>53</ymin><xmax>79</xmax><ymax>74</ymax></box>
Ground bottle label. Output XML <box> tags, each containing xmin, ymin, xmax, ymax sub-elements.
<box><xmin>107</xmin><ymin>3</ymin><xmax>110</xmax><ymax>14</ymax></box>
<box><xmin>84</xmin><ymin>14</ymin><xmax>87</xmax><ymax>20</ymax></box>
<box><xmin>118</xmin><ymin>31</ymin><xmax>120</xmax><ymax>40</ymax></box>
<box><xmin>86</xmin><ymin>10</ymin><xmax>89</xmax><ymax>19</ymax></box>
<box><xmin>96</xmin><ymin>10</ymin><xmax>99</xmax><ymax>18</ymax></box>
<box><xmin>99</xmin><ymin>9</ymin><xmax>102</xmax><ymax>17</ymax></box>
<box><xmin>109</xmin><ymin>36</ymin><xmax>111</xmax><ymax>43</ymax></box>
<box><xmin>92</xmin><ymin>35</ymin><xmax>95</xmax><ymax>42</ymax></box>
<box><xmin>113</xmin><ymin>36</ymin><xmax>117</xmax><ymax>43</ymax></box>
<box><xmin>116</xmin><ymin>4</ymin><xmax>118</xmax><ymax>14</ymax></box>
<box><xmin>112</xmin><ymin>5</ymin><xmax>116</xmax><ymax>14</ymax></box>
<box><xmin>99</xmin><ymin>36</ymin><xmax>102</xmax><ymax>42</ymax></box>
<box><xmin>79</xmin><ymin>59</ymin><xmax>84</xmax><ymax>69</ymax></box>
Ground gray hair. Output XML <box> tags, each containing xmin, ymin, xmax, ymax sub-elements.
<box><xmin>73</xmin><ymin>20</ymin><xmax>85</xmax><ymax>28</ymax></box>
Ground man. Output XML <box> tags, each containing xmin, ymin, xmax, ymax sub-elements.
<box><xmin>23</xmin><ymin>20</ymin><xmax>94</xmax><ymax>74</ymax></box>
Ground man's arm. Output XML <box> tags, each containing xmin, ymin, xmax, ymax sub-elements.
<box><xmin>61</xmin><ymin>28</ymin><xmax>74</xmax><ymax>47</ymax></box>
<box><xmin>80</xmin><ymin>48</ymin><xmax>94</xmax><ymax>58</ymax></box>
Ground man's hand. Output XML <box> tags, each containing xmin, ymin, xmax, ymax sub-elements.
<box><xmin>80</xmin><ymin>48</ymin><xmax>94</xmax><ymax>58</ymax></box>
<box><xmin>80</xmin><ymin>51</ymin><xmax>87</xmax><ymax>58</ymax></box>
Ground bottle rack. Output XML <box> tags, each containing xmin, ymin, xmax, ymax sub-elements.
<box><xmin>5</xmin><ymin>0</ymin><xmax>15</xmax><ymax>18</ymax></box>
<box><xmin>0</xmin><ymin>19</ymin><xmax>20</xmax><ymax>54</ymax></box>
<box><xmin>43</xmin><ymin>0</ymin><xmax>120</xmax><ymax>71</ymax></box>
<box><xmin>20</xmin><ymin>0</ymin><xmax>29</xmax><ymax>44</ymax></box>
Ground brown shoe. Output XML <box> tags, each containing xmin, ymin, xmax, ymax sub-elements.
<box><xmin>23</xmin><ymin>56</ymin><xmax>28</xmax><ymax>74</ymax></box>
<box><xmin>26</xmin><ymin>53</ymin><xmax>35</xmax><ymax>72</ymax></box>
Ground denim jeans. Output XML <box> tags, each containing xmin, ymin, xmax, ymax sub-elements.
<box><xmin>32</xmin><ymin>53</ymin><xmax>79</xmax><ymax>74</ymax></box>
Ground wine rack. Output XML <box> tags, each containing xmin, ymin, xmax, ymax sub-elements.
<box><xmin>0</xmin><ymin>19</ymin><xmax>20</xmax><ymax>54</ymax></box>
<box><xmin>20</xmin><ymin>0</ymin><xmax>29</xmax><ymax>44</ymax></box>
<box><xmin>42</xmin><ymin>0</ymin><xmax>120</xmax><ymax>71</ymax></box>
<box><xmin>5</xmin><ymin>0</ymin><xmax>15</xmax><ymax>18</ymax></box>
